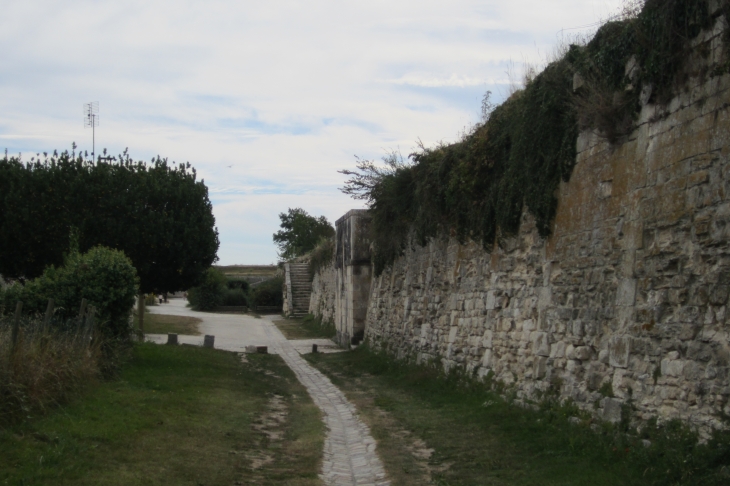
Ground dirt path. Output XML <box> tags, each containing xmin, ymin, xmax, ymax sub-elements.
<box><xmin>146</xmin><ymin>300</ymin><xmax>390</xmax><ymax>486</ymax></box>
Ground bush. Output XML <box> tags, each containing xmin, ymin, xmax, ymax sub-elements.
<box><xmin>0</xmin><ymin>246</ymin><xmax>139</xmax><ymax>339</ymax></box>
<box><xmin>222</xmin><ymin>288</ymin><xmax>249</xmax><ymax>306</ymax></box>
<box><xmin>187</xmin><ymin>267</ymin><xmax>227</xmax><ymax>311</ymax></box>
<box><xmin>251</xmin><ymin>276</ymin><xmax>283</xmax><ymax>310</ymax></box>
<box><xmin>226</xmin><ymin>278</ymin><xmax>250</xmax><ymax>293</ymax></box>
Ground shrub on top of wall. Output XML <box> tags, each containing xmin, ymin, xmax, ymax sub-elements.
<box><xmin>341</xmin><ymin>0</ymin><xmax>728</xmax><ymax>275</ymax></box>
<box><xmin>0</xmin><ymin>246</ymin><xmax>139</xmax><ymax>339</ymax></box>
<box><xmin>308</xmin><ymin>237</ymin><xmax>335</xmax><ymax>275</ymax></box>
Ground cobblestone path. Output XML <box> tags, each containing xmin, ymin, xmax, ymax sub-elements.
<box><xmin>263</xmin><ymin>319</ymin><xmax>390</xmax><ymax>486</ymax></box>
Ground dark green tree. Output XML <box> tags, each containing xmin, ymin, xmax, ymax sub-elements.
<box><xmin>0</xmin><ymin>148</ymin><xmax>219</xmax><ymax>293</ymax></box>
<box><xmin>272</xmin><ymin>208</ymin><xmax>334</xmax><ymax>260</ymax></box>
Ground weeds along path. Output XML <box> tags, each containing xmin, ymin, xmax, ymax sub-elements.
<box><xmin>261</xmin><ymin>318</ymin><xmax>389</xmax><ymax>486</ymax></box>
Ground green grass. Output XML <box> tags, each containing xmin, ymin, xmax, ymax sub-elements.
<box><xmin>306</xmin><ymin>346</ymin><xmax>730</xmax><ymax>486</ymax></box>
<box><xmin>0</xmin><ymin>343</ymin><xmax>324</xmax><ymax>485</ymax></box>
<box><xmin>133</xmin><ymin>312</ymin><xmax>203</xmax><ymax>335</ymax></box>
<box><xmin>274</xmin><ymin>315</ymin><xmax>335</xmax><ymax>340</ymax></box>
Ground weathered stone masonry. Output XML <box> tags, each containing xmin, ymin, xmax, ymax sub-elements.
<box><xmin>307</xmin><ymin>210</ymin><xmax>374</xmax><ymax>341</ymax></box>
<box><xmin>309</xmin><ymin>16</ymin><xmax>730</xmax><ymax>433</ymax></box>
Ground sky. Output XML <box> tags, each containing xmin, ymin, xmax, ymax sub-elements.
<box><xmin>0</xmin><ymin>0</ymin><xmax>625</xmax><ymax>265</ymax></box>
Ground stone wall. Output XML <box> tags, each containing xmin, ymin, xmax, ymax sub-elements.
<box><xmin>310</xmin><ymin>259</ymin><xmax>336</xmax><ymax>325</ymax></box>
<box><xmin>332</xmin><ymin>210</ymin><xmax>372</xmax><ymax>347</ymax></box>
<box><xmin>364</xmin><ymin>20</ymin><xmax>730</xmax><ymax>433</ymax></box>
<box><xmin>308</xmin><ymin>210</ymin><xmax>372</xmax><ymax>346</ymax></box>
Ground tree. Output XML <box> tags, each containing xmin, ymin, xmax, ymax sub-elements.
<box><xmin>272</xmin><ymin>208</ymin><xmax>334</xmax><ymax>260</ymax></box>
<box><xmin>0</xmin><ymin>148</ymin><xmax>219</xmax><ymax>293</ymax></box>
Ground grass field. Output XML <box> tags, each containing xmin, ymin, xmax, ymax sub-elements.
<box><xmin>273</xmin><ymin>315</ymin><xmax>336</xmax><ymax>340</ymax></box>
<box><xmin>306</xmin><ymin>346</ymin><xmax>730</xmax><ymax>486</ymax></box>
<box><xmin>0</xmin><ymin>344</ymin><xmax>324</xmax><ymax>486</ymax></box>
<box><xmin>133</xmin><ymin>312</ymin><xmax>203</xmax><ymax>335</ymax></box>
<box><xmin>215</xmin><ymin>265</ymin><xmax>278</xmax><ymax>279</ymax></box>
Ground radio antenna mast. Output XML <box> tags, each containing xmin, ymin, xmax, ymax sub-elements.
<box><xmin>83</xmin><ymin>102</ymin><xmax>99</xmax><ymax>160</ymax></box>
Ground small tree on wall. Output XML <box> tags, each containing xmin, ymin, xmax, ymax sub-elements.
<box><xmin>273</xmin><ymin>208</ymin><xmax>334</xmax><ymax>260</ymax></box>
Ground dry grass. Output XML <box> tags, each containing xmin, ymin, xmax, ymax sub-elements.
<box><xmin>0</xmin><ymin>322</ymin><xmax>103</xmax><ymax>426</ymax></box>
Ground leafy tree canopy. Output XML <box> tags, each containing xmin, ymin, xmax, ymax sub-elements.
<box><xmin>0</xmin><ymin>147</ymin><xmax>219</xmax><ymax>293</ymax></box>
<box><xmin>272</xmin><ymin>208</ymin><xmax>334</xmax><ymax>261</ymax></box>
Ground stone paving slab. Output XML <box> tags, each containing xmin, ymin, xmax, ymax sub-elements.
<box><xmin>262</xmin><ymin>319</ymin><xmax>390</xmax><ymax>486</ymax></box>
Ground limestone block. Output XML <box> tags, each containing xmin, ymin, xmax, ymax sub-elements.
<box><xmin>485</xmin><ymin>290</ymin><xmax>496</xmax><ymax>310</ymax></box>
<box><xmin>661</xmin><ymin>358</ymin><xmax>685</xmax><ymax>377</ymax></box>
<box><xmin>482</xmin><ymin>349</ymin><xmax>492</xmax><ymax>368</ymax></box>
<box><xmin>482</xmin><ymin>330</ymin><xmax>493</xmax><ymax>349</ymax></box>
<box><xmin>572</xmin><ymin>320</ymin><xmax>584</xmax><ymax>337</ymax></box>
<box><xmin>599</xmin><ymin>349</ymin><xmax>609</xmax><ymax>364</ymax></box>
<box><xmin>538</xmin><ymin>287</ymin><xmax>552</xmax><ymax>310</ymax></box>
<box><xmin>602</xmin><ymin>398</ymin><xmax>623</xmax><ymax>423</ymax></box>
<box><xmin>534</xmin><ymin>356</ymin><xmax>548</xmax><ymax>379</ymax></box>
<box><xmin>566</xmin><ymin>344</ymin><xmax>575</xmax><ymax>360</ymax></box>
<box><xmin>609</xmin><ymin>336</ymin><xmax>631</xmax><ymax>368</ymax></box>
<box><xmin>616</xmin><ymin>279</ymin><xmax>637</xmax><ymax>307</ymax></box>
<box><xmin>551</xmin><ymin>341</ymin><xmax>566</xmax><ymax>359</ymax></box>
<box><xmin>532</xmin><ymin>331</ymin><xmax>551</xmax><ymax>357</ymax></box>
<box><xmin>683</xmin><ymin>361</ymin><xmax>704</xmax><ymax>381</ymax></box>
<box><xmin>574</xmin><ymin>346</ymin><xmax>592</xmax><ymax>361</ymax></box>
<box><xmin>566</xmin><ymin>359</ymin><xmax>582</xmax><ymax>373</ymax></box>
<box><xmin>448</xmin><ymin>326</ymin><xmax>458</xmax><ymax>343</ymax></box>
<box><xmin>587</xmin><ymin>373</ymin><xmax>604</xmax><ymax>391</ymax></box>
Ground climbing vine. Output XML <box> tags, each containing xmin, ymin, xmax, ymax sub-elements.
<box><xmin>341</xmin><ymin>0</ymin><xmax>728</xmax><ymax>275</ymax></box>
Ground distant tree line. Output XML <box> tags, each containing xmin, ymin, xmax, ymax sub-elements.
<box><xmin>187</xmin><ymin>267</ymin><xmax>282</xmax><ymax>311</ymax></box>
<box><xmin>0</xmin><ymin>147</ymin><xmax>219</xmax><ymax>294</ymax></box>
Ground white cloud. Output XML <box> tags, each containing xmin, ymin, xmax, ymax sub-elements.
<box><xmin>0</xmin><ymin>0</ymin><xmax>624</xmax><ymax>264</ymax></box>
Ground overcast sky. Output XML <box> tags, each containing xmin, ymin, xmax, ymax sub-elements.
<box><xmin>0</xmin><ymin>0</ymin><xmax>624</xmax><ymax>265</ymax></box>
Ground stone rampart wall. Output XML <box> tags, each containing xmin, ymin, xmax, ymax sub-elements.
<box><xmin>310</xmin><ymin>262</ymin><xmax>336</xmax><ymax>324</ymax></box>
<box><xmin>364</xmin><ymin>20</ymin><xmax>730</xmax><ymax>433</ymax></box>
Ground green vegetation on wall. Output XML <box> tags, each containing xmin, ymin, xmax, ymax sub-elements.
<box><xmin>341</xmin><ymin>0</ymin><xmax>727</xmax><ymax>275</ymax></box>
<box><xmin>308</xmin><ymin>237</ymin><xmax>335</xmax><ymax>275</ymax></box>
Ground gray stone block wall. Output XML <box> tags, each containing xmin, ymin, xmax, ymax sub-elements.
<box><xmin>363</xmin><ymin>23</ymin><xmax>730</xmax><ymax>435</ymax></box>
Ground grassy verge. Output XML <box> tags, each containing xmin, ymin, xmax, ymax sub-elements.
<box><xmin>0</xmin><ymin>324</ymin><xmax>105</xmax><ymax>426</ymax></box>
<box><xmin>0</xmin><ymin>343</ymin><xmax>324</xmax><ymax>485</ymax></box>
<box><xmin>133</xmin><ymin>312</ymin><xmax>202</xmax><ymax>335</ymax></box>
<box><xmin>274</xmin><ymin>315</ymin><xmax>335</xmax><ymax>340</ymax></box>
<box><xmin>306</xmin><ymin>346</ymin><xmax>730</xmax><ymax>486</ymax></box>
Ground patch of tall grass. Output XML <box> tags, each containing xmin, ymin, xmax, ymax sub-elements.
<box><xmin>0</xmin><ymin>317</ymin><xmax>105</xmax><ymax>427</ymax></box>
